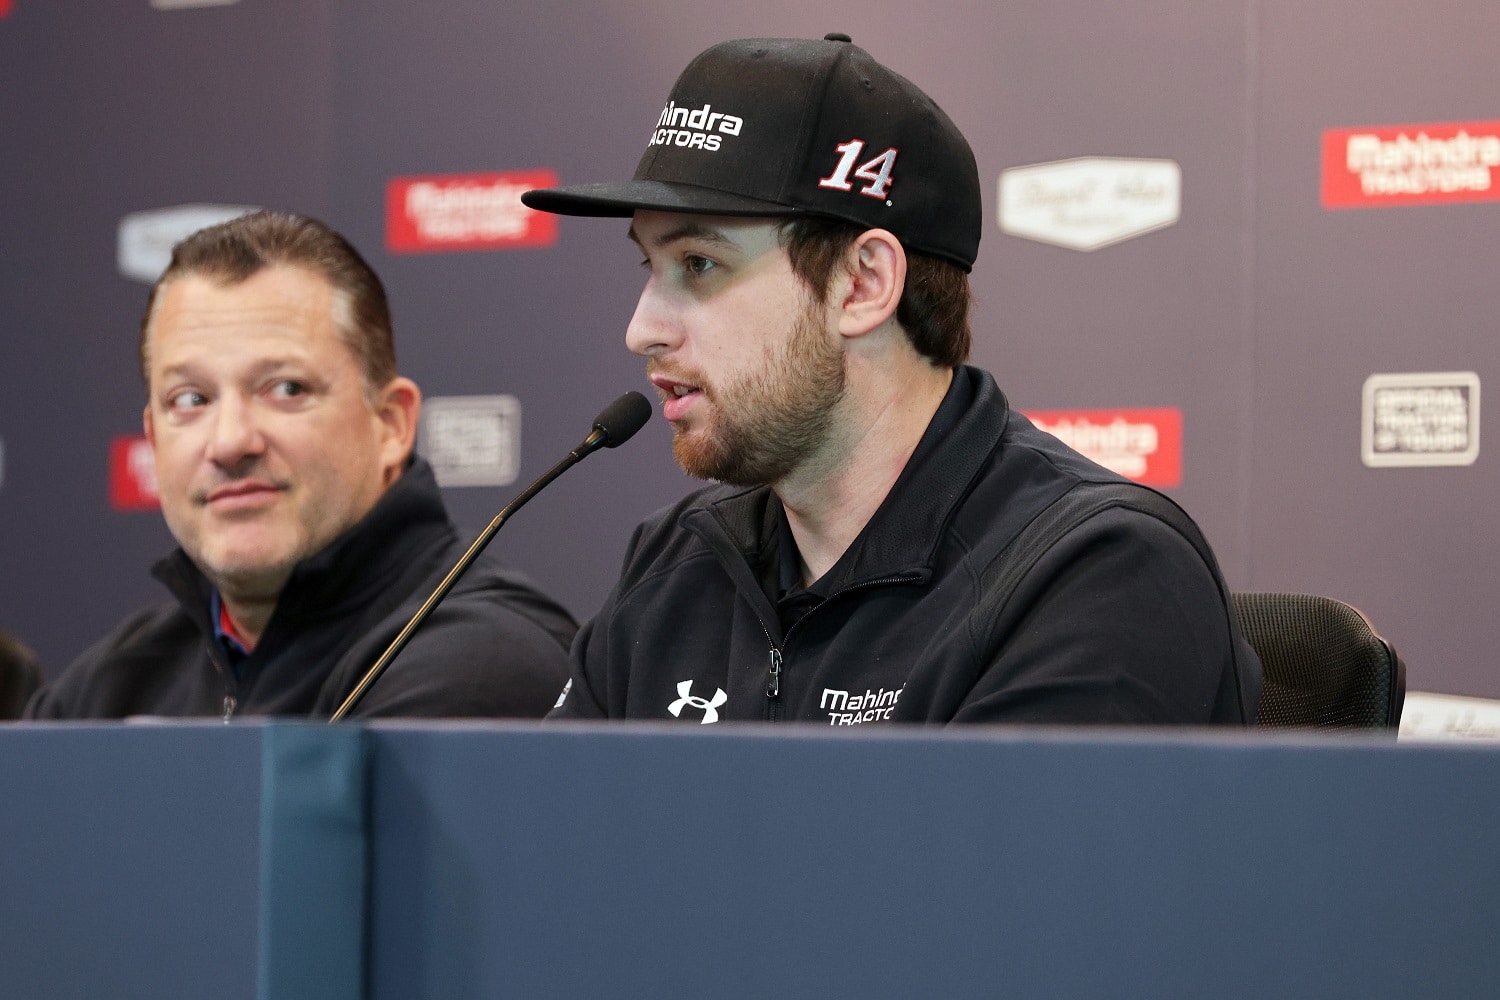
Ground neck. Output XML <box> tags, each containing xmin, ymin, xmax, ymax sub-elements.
<box><xmin>777</xmin><ymin>359</ymin><xmax>953</xmax><ymax>586</ymax></box>
<box><xmin>220</xmin><ymin>594</ymin><xmax>278</xmax><ymax>652</ymax></box>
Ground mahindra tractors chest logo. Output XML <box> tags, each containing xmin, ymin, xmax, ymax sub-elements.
<box><xmin>110</xmin><ymin>435</ymin><xmax>159</xmax><ymax>511</ymax></box>
<box><xmin>1026</xmin><ymin>407</ymin><xmax>1183</xmax><ymax>488</ymax></box>
<box><xmin>1323</xmin><ymin>120</ymin><xmax>1500</xmax><ymax>209</ymax></box>
<box><xmin>999</xmin><ymin>157</ymin><xmax>1181</xmax><ymax>251</ymax></box>
<box><xmin>386</xmin><ymin>171</ymin><xmax>559</xmax><ymax>253</ymax></box>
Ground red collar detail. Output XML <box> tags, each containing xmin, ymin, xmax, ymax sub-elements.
<box><xmin>218</xmin><ymin>600</ymin><xmax>252</xmax><ymax>653</ymax></box>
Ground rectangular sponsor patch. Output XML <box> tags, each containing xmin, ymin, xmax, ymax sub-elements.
<box><xmin>1026</xmin><ymin>407</ymin><xmax>1183</xmax><ymax>488</ymax></box>
<box><xmin>1362</xmin><ymin>372</ymin><xmax>1480</xmax><ymax>467</ymax></box>
<box><xmin>1322</xmin><ymin>120</ymin><xmax>1500</xmax><ymax>209</ymax></box>
<box><xmin>419</xmin><ymin>394</ymin><xmax>522</xmax><ymax>487</ymax></box>
<box><xmin>387</xmin><ymin>170</ymin><xmax>559</xmax><ymax>253</ymax></box>
<box><xmin>110</xmin><ymin>435</ymin><xmax>160</xmax><ymax>511</ymax></box>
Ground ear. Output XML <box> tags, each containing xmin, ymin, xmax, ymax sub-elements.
<box><xmin>372</xmin><ymin>376</ymin><xmax>422</xmax><ymax>485</ymax></box>
<box><xmin>835</xmin><ymin>228</ymin><xmax>906</xmax><ymax>340</ymax></box>
<box><xmin>142</xmin><ymin>402</ymin><xmax>155</xmax><ymax>445</ymax></box>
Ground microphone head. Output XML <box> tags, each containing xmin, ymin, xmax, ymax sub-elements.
<box><xmin>592</xmin><ymin>391</ymin><xmax>653</xmax><ymax>447</ymax></box>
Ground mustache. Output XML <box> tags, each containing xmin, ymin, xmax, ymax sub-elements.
<box><xmin>646</xmin><ymin>360</ymin><xmax>712</xmax><ymax>397</ymax></box>
<box><xmin>191</xmin><ymin>469</ymin><xmax>292</xmax><ymax>505</ymax></box>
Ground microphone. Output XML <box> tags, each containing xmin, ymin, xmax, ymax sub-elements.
<box><xmin>329</xmin><ymin>391</ymin><xmax>653</xmax><ymax>721</ymax></box>
<box><xmin>570</xmin><ymin>389</ymin><xmax>655</xmax><ymax>458</ymax></box>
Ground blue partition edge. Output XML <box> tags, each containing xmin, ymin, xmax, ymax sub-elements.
<box><xmin>256</xmin><ymin>722</ymin><xmax>369</xmax><ymax>1000</ymax></box>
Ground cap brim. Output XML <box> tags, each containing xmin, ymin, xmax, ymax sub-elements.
<box><xmin>521</xmin><ymin>180</ymin><xmax>797</xmax><ymax>219</ymax></box>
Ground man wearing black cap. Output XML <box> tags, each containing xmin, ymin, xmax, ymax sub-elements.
<box><xmin>524</xmin><ymin>34</ymin><xmax>1261</xmax><ymax>725</ymax></box>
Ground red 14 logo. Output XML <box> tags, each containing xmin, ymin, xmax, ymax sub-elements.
<box><xmin>818</xmin><ymin>140</ymin><xmax>899</xmax><ymax>200</ymax></box>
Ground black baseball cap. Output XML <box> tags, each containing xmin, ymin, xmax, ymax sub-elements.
<box><xmin>521</xmin><ymin>34</ymin><xmax>982</xmax><ymax>271</ymax></box>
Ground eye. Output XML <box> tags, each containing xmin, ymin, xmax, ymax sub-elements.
<box><xmin>166</xmin><ymin>389</ymin><xmax>208</xmax><ymax>413</ymax></box>
<box><xmin>682</xmin><ymin>254</ymin><xmax>716</xmax><ymax>277</ymax></box>
<box><xmin>268</xmin><ymin>379</ymin><xmax>308</xmax><ymax>401</ymax></box>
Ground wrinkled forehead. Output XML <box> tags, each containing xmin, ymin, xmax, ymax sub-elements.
<box><xmin>144</xmin><ymin>265</ymin><xmax>359</xmax><ymax>369</ymax></box>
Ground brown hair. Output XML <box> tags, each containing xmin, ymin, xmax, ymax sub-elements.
<box><xmin>139</xmin><ymin>210</ymin><xmax>396</xmax><ymax>392</ymax></box>
<box><xmin>777</xmin><ymin>216</ymin><xmax>971</xmax><ymax>368</ymax></box>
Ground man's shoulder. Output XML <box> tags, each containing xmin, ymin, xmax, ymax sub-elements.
<box><xmin>326</xmin><ymin>542</ymin><xmax>576</xmax><ymax>719</ymax></box>
<box><xmin>80</xmin><ymin>602</ymin><xmax>199</xmax><ymax>664</ymax></box>
<box><xmin>434</xmin><ymin>545</ymin><xmax>578</xmax><ymax>646</ymax></box>
<box><xmin>25</xmin><ymin>602</ymin><xmax>200</xmax><ymax>719</ymax></box>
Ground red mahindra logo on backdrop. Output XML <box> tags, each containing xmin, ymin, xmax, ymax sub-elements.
<box><xmin>0</xmin><ymin>0</ymin><xmax>13</xmax><ymax>18</ymax></box>
<box><xmin>1026</xmin><ymin>408</ymin><xmax>1183</xmax><ymax>488</ymax></box>
<box><xmin>1322</xmin><ymin>120</ymin><xmax>1500</xmax><ymax>209</ymax></box>
<box><xmin>387</xmin><ymin>170</ymin><xmax>559</xmax><ymax>253</ymax></box>
<box><xmin>110</xmin><ymin>435</ymin><xmax>160</xmax><ymax>511</ymax></box>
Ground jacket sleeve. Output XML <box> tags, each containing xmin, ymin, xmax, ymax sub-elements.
<box><xmin>546</xmin><ymin>616</ymin><xmax>608</xmax><ymax>719</ymax></box>
<box><xmin>955</xmin><ymin>506</ymin><xmax>1253</xmax><ymax>724</ymax></box>
<box><xmin>23</xmin><ymin>606</ymin><xmax>198</xmax><ymax>720</ymax></box>
<box><xmin>341</xmin><ymin>585</ymin><xmax>576</xmax><ymax>720</ymax></box>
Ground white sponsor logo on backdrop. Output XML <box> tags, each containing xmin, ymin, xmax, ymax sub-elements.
<box><xmin>420</xmin><ymin>395</ymin><xmax>522</xmax><ymax>487</ymax></box>
<box><xmin>1362</xmin><ymin>372</ymin><xmax>1480</xmax><ymax>467</ymax></box>
<box><xmin>998</xmin><ymin>157</ymin><xmax>1181</xmax><ymax>251</ymax></box>
<box><xmin>117</xmin><ymin>204</ymin><xmax>258</xmax><ymax>283</ymax></box>
<box><xmin>1400</xmin><ymin>692</ymin><xmax>1500</xmax><ymax>741</ymax></box>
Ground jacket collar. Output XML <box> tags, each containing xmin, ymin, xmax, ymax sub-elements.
<box><xmin>152</xmin><ymin>456</ymin><xmax>453</xmax><ymax>633</ymax></box>
<box><xmin>687</xmin><ymin>366</ymin><xmax>1009</xmax><ymax>586</ymax></box>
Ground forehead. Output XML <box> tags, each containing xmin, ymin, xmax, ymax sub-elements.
<box><xmin>628</xmin><ymin>210</ymin><xmax>786</xmax><ymax>254</ymax></box>
<box><xmin>149</xmin><ymin>265</ymin><xmax>348</xmax><ymax>362</ymax></box>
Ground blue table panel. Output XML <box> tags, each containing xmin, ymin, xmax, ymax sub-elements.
<box><xmin>365</xmin><ymin>723</ymin><xmax>1500</xmax><ymax>1000</ymax></box>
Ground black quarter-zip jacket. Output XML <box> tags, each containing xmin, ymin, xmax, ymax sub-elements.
<box><xmin>28</xmin><ymin>458</ymin><xmax>576</xmax><ymax>720</ymax></box>
<box><xmin>552</xmin><ymin>367</ymin><xmax>1261</xmax><ymax>726</ymax></box>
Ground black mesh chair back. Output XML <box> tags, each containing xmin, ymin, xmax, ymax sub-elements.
<box><xmin>1231</xmin><ymin>592</ymin><xmax>1406</xmax><ymax>729</ymax></box>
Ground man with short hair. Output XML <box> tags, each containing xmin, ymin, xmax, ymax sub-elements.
<box><xmin>525</xmin><ymin>34</ymin><xmax>1261</xmax><ymax>724</ymax></box>
<box><xmin>28</xmin><ymin>211</ymin><xmax>575</xmax><ymax>720</ymax></box>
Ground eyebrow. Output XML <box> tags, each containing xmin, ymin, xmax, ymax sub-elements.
<box><xmin>626</xmin><ymin>220</ymin><xmax>743</xmax><ymax>253</ymax></box>
<box><xmin>155</xmin><ymin>356</ymin><xmax>308</xmax><ymax>386</ymax></box>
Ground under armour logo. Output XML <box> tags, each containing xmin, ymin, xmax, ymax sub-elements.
<box><xmin>667</xmin><ymin>680</ymin><xmax>728</xmax><ymax>724</ymax></box>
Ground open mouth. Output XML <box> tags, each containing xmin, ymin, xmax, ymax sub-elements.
<box><xmin>652</xmin><ymin>375</ymin><xmax>704</xmax><ymax>421</ymax></box>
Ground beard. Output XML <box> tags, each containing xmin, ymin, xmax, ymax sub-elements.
<box><xmin>666</xmin><ymin>307</ymin><xmax>847</xmax><ymax>486</ymax></box>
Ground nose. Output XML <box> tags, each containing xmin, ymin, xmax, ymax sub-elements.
<box><xmin>624</xmin><ymin>282</ymin><xmax>683</xmax><ymax>359</ymax></box>
<box><xmin>207</xmin><ymin>393</ymin><xmax>266</xmax><ymax>469</ymax></box>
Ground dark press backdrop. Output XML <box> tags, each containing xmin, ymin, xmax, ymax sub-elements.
<box><xmin>1</xmin><ymin>0</ymin><xmax>1496</xmax><ymax>697</ymax></box>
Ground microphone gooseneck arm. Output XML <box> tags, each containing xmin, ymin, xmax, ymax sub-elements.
<box><xmin>329</xmin><ymin>391</ymin><xmax>653</xmax><ymax>722</ymax></box>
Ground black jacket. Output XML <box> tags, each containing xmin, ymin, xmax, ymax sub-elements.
<box><xmin>552</xmin><ymin>367</ymin><xmax>1261</xmax><ymax>725</ymax></box>
<box><xmin>27</xmin><ymin>458</ymin><xmax>575</xmax><ymax>720</ymax></box>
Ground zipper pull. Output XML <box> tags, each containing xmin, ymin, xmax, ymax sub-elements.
<box><xmin>766</xmin><ymin>648</ymin><xmax>783</xmax><ymax>699</ymax></box>
<box><xmin>222</xmin><ymin>695</ymin><xmax>237</xmax><ymax>723</ymax></box>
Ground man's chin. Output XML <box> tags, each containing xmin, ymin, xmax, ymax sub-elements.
<box><xmin>671</xmin><ymin>433</ymin><xmax>725</xmax><ymax>483</ymax></box>
<box><xmin>193</xmin><ymin>552</ymin><xmax>297</xmax><ymax>600</ymax></box>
